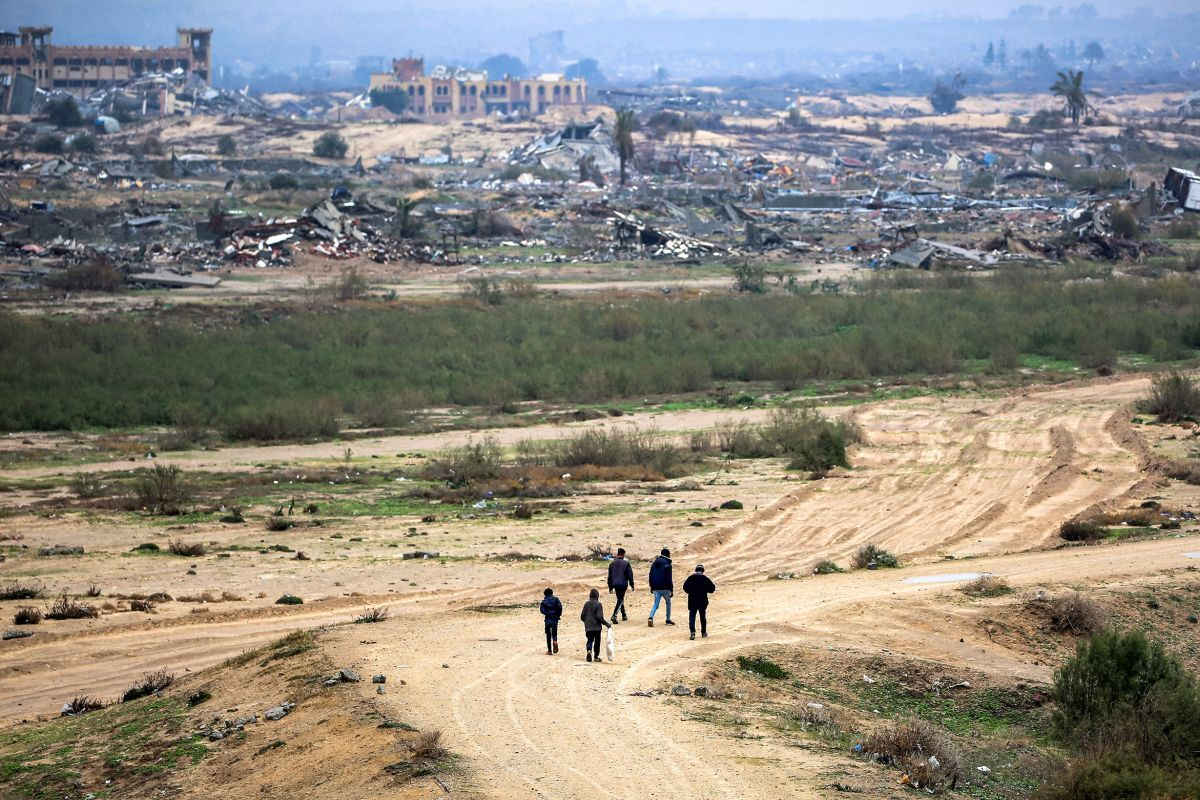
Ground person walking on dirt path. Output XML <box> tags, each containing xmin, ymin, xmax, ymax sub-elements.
<box><xmin>580</xmin><ymin>588</ymin><xmax>612</xmax><ymax>662</ymax></box>
<box><xmin>647</xmin><ymin>548</ymin><xmax>675</xmax><ymax>627</ymax></box>
<box><xmin>607</xmin><ymin>547</ymin><xmax>634</xmax><ymax>624</ymax></box>
<box><xmin>682</xmin><ymin>564</ymin><xmax>716</xmax><ymax>640</ymax></box>
<box><xmin>540</xmin><ymin>587</ymin><xmax>562</xmax><ymax>655</ymax></box>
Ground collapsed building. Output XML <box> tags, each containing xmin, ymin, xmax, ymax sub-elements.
<box><xmin>0</xmin><ymin>26</ymin><xmax>211</xmax><ymax>113</ymax></box>
<box><xmin>368</xmin><ymin>57</ymin><xmax>586</xmax><ymax>121</ymax></box>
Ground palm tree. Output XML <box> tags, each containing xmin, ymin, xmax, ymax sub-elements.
<box><xmin>614</xmin><ymin>108</ymin><xmax>638</xmax><ymax>186</ymax></box>
<box><xmin>1051</xmin><ymin>69</ymin><xmax>1096</xmax><ymax>126</ymax></box>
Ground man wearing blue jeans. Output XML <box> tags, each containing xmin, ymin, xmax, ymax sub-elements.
<box><xmin>647</xmin><ymin>547</ymin><xmax>675</xmax><ymax>627</ymax></box>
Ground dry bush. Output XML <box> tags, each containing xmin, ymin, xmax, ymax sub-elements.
<box><xmin>136</xmin><ymin>464</ymin><xmax>191</xmax><ymax>515</ymax></box>
<box><xmin>1139</xmin><ymin>371</ymin><xmax>1200</xmax><ymax>423</ymax></box>
<box><xmin>129</xmin><ymin>599</ymin><xmax>155</xmax><ymax>613</ymax></box>
<box><xmin>13</xmin><ymin>606</ymin><xmax>43</xmax><ymax>625</ymax></box>
<box><xmin>1083</xmin><ymin>508</ymin><xmax>1157</xmax><ymax>527</ymax></box>
<box><xmin>866</xmin><ymin>718</ymin><xmax>962</xmax><ymax>792</ymax></box>
<box><xmin>46</xmin><ymin>593</ymin><xmax>99</xmax><ymax>620</ymax></box>
<box><xmin>586</xmin><ymin>543</ymin><xmax>613</xmax><ymax>559</ymax></box>
<box><xmin>167</xmin><ymin>539</ymin><xmax>205</xmax><ymax>557</ymax></box>
<box><xmin>1059</xmin><ymin>520</ymin><xmax>1106</xmax><ymax>542</ymax></box>
<box><xmin>85</xmin><ymin>585</ymin><xmax>102</xmax><ymax>597</ymax></box>
<box><xmin>410</xmin><ymin>729</ymin><xmax>447</xmax><ymax>760</ymax></box>
<box><xmin>121</xmin><ymin>668</ymin><xmax>175</xmax><ymax>702</ymax></box>
<box><xmin>61</xmin><ymin>696</ymin><xmax>105</xmax><ymax>716</ymax></box>
<box><xmin>0</xmin><ymin>583</ymin><xmax>41</xmax><ymax>600</ymax></box>
<box><xmin>959</xmin><ymin>576</ymin><xmax>1013</xmax><ymax>598</ymax></box>
<box><xmin>1164</xmin><ymin>459</ymin><xmax>1200</xmax><ymax>485</ymax></box>
<box><xmin>355</xmin><ymin>606</ymin><xmax>389</xmax><ymax>624</ymax></box>
<box><xmin>813</xmin><ymin>559</ymin><xmax>843</xmax><ymax>575</ymax></box>
<box><xmin>1049</xmin><ymin>593</ymin><xmax>1107</xmax><ymax>635</ymax></box>
<box><xmin>851</xmin><ymin>543</ymin><xmax>899</xmax><ymax>569</ymax></box>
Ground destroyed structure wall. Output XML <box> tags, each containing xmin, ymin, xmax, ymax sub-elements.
<box><xmin>0</xmin><ymin>27</ymin><xmax>211</xmax><ymax>99</ymax></box>
<box><xmin>369</xmin><ymin>60</ymin><xmax>586</xmax><ymax>120</ymax></box>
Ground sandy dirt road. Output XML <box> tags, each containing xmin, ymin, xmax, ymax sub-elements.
<box><xmin>1</xmin><ymin>373</ymin><xmax>1185</xmax><ymax>798</ymax></box>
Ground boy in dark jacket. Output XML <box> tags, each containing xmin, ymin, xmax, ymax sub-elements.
<box><xmin>540</xmin><ymin>587</ymin><xmax>562</xmax><ymax>654</ymax></box>
<box><xmin>579</xmin><ymin>588</ymin><xmax>612</xmax><ymax>662</ymax></box>
<box><xmin>682</xmin><ymin>564</ymin><xmax>716</xmax><ymax>640</ymax></box>
<box><xmin>607</xmin><ymin>547</ymin><xmax>634</xmax><ymax>624</ymax></box>
<box><xmin>647</xmin><ymin>548</ymin><xmax>675</xmax><ymax>627</ymax></box>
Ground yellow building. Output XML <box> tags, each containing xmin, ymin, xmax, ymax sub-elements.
<box><xmin>368</xmin><ymin>57</ymin><xmax>586</xmax><ymax>120</ymax></box>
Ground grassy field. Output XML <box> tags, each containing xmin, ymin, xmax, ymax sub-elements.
<box><xmin>2</xmin><ymin>268</ymin><xmax>1198</xmax><ymax>433</ymax></box>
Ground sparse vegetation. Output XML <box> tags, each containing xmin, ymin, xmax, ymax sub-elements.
<box><xmin>355</xmin><ymin>606</ymin><xmax>389</xmax><ymax>623</ymax></box>
<box><xmin>34</xmin><ymin>132</ymin><xmax>65</xmax><ymax>154</ymax></box>
<box><xmin>1139</xmin><ymin>371</ymin><xmax>1200</xmax><ymax>423</ymax></box>
<box><xmin>737</xmin><ymin>655</ymin><xmax>789</xmax><ymax>679</ymax></box>
<box><xmin>851</xmin><ymin>544</ymin><xmax>899</xmax><ymax>569</ymax></box>
<box><xmin>1059</xmin><ymin>519</ymin><xmax>1107</xmax><ymax>542</ymax></box>
<box><xmin>813</xmin><ymin>559</ymin><xmax>844</xmax><ymax>575</ymax></box>
<box><xmin>275</xmin><ymin>594</ymin><xmax>304</xmax><ymax>605</ymax></box>
<box><xmin>313</xmin><ymin>130</ymin><xmax>349</xmax><ymax>159</ymax></box>
<box><xmin>1048</xmin><ymin>593</ymin><xmax>1107</xmax><ymax>635</ymax></box>
<box><xmin>865</xmin><ymin>718</ymin><xmax>962</xmax><ymax>791</ymax></box>
<box><xmin>61</xmin><ymin>696</ymin><xmax>104</xmax><ymax>716</ymax></box>
<box><xmin>120</xmin><ymin>669</ymin><xmax>175</xmax><ymax>702</ymax></box>
<box><xmin>216</xmin><ymin>134</ymin><xmax>237</xmax><ymax>156</ymax></box>
<box><xmin>410</xmin><ymin>729</ymin><xmax>448</xmax><ymax>760</ymax></box>
<box><xmin>959</xmin><ymin>575</ymin><xmax>1012</xmax><ymax>598</ymax></box>
<box><xmin>167</xmin><ymin>539</ymin><xmax>205</xmax><ymax>557</ymax></box>
<box><xmin>136</xmin><ymin>465</ymin><xmax>191</xmax><ymax>515</ymax></box>
<box><xmin>13</xmin><ymin>606</ymin><xmax>43</xmax><ymax>625</ymax></box>
<box><xmin>46</xmin><ymin>593</ymin><xmax>99</xmax><ymax>620</ymax></box>
<box><xmin>0</xmin><ymin>583</ymin><xmax>41</xmax><ymax>601</ymax></box>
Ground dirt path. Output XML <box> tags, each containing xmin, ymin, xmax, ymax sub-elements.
<box><xmin>0</xmin><ymin>373</ymin><xmax>1179</xmax><ymax>798</ymax></box>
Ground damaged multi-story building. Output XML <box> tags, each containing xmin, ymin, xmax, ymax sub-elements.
<box><xmin>368</xmin><ymin>57</ymin><xmax>586</xmax><ymax>120</ymax></box>
<box><xmin>0</xmin><ymin>26</ymin><xmax>211</xmax><ymax>112</ymax></box>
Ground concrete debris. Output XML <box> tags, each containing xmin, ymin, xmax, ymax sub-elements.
<box><xmin>264</xmin><ymin>702</ymin><xmax>294</xmax><ymax>721</ymax></box>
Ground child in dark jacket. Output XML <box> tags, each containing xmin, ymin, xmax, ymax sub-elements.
<box><xmin>540</xmin><ymin>587</ymin><xmax>562</xmax><ymax>654</ymax></box>
<box><xmin>579</xmin><ymin>588</ymin><xmax>612</xmax><ymax>662</ymax></box>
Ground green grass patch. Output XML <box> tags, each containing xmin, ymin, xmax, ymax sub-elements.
<box><xmin>737</xmin><ymin>655</ymin><xmax>789</xmax><ymax>679</ymax></box>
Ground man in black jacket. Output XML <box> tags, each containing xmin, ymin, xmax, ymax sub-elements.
<box><xmin>607</xmin><ymin>547</ymin><xmax>634</xmax><ymax>624</ymax></box>
<box><xmin>540</xmin><ymin>587</ymin><xmax>563</xmax><ymax>655</ymax></box>
<box><xmin>647</xmin><ymin>548</ymin><xmax>675</xmax><ymax>627</ymax></box>
<box><xmin>682</xmin><ymin>564</ymin><xmax>716</xmax><ymax>640</ymax></box>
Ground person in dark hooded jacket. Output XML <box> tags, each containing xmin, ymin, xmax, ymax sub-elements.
<box><xmin>607</xmin><ymin>547</ymin><xmax>634</xmax><ymax>624</ymax></box>
<box><xmin>540</xmin><ymin>587</ymin><xmax>562</xmax><ymax>655</ymax></box>
<box><xmin>579</xmin><ymin>588</ymin><xmax>612</xmax><ymax>662</ymax></box>
<box><xmin>647</xmin><ymin>548</ymin><xmax>675</xmax><ymax>627</ymax></box>
<box><xmin>682</xmin><ymin>564</ymin><xmax>716</xmax><ymax>640</ymax></box>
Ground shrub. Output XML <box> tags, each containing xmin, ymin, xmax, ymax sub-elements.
<box><xmin>719</xmin><ymin>500</ymin><xmax>744</xmax><ymax>510</ymax></box>
<box><xmin>46</xmin><ymin>593</ymin><xmax>99</xmax><ymax>620</ymax></box>
<box><xmin>313</xmin><ymin>131</ymin><xmax>348</xmax><ymax>159</ymax></box>
<box><xmin>121</xmin><ymin>668</ymin><xmax>175</xmax><ymax>702</ymax></box>
<box><xmin>269</xmin><ymin>172</ymin><xmax>299</xmax><ymax>190</ymax></box>
<box><xmin>85</xmin><ymin>585</ymin><xmax>101</xmax><ymax>597</ymax></box>
<box><xmin>1054</xmin><ymin>629</ymin><xmax>1200</xmax><ymax>760</ymax></box>
<box><xmin>61</xmin><ymin>696</ymin><xmax>104</xmax><ymax>716</ymax></box>
<box><xmin>70</xmin><ymin>471</ymin><xmax>105</xmax><ymax>498</ymax></box>
<box><xmin>813</xmin><ymin>559</ymin><xmax>843</xmax><ymax>575</ymax></box>
<box><xmin>0</xmin><ymin>583</ymin><xmax>41</xmax><ymax>601</ymax></box>
<box><xmin>959</xmin><ymin>576</ymin><xmax>1013</xmax><ymax>598</ymax></box>
<box><xmin>411</xmin><ymin>729</ymin><xmax>447</xmax><ymax>760</ymax></box>
<box><xmin>1038</xmin><ymin>751</ymin><xmax>1200</xmax><ymax>800</ymax></box>
<box><xmin>332</xmin><ymin>265</ymin><xmax>369</xmax><ymax>301</ymax></box>
<box><xmin>732</xmin><ymin>263</ymin><xmax>767</xmax><ymax>294</ymax></box>
<box><xmin>355</xmin><ymin>606</ymin><xmax>389</xmax><ymax>623</ymax></box>
<box><xmin>69</xmin><ymin>133</ymin><xmax>97</xmax><ymax>154</ymax></box>
<box><xmin>132</xmin><ymin>542</ymin><xmax>161</xmax><ymax>552</ymax></box>
<box><xmin>136</xmin><ymin>465</ymin><xmax>191</xmax><ymax>515</ymax></box>
<box><xmin>737</xmin><ymin>655</ymin><xmax>788</xmax><ymax>679</ymax></box>
<box><xmin>1111</xmin><ymin>206</ymin><xmax>1139</xmax><ymax>240</ymax></box>
<box><xmin>216</xmin><ymin>134</ymin><xmax>237</xmax><ymax>156</ymax></box>
<box><xmin>46</xmin><ymin>96</ymin><xmax>84</xmax><ymax>128</ymax></box>
<box><xmin>866</xmin><ymin>718</ymin><xmax>962</xmax><ymax>791</ymax></box>
<box><xmin>275</xmin><ymin>594</ymin><xmax>304</xmax><ymax>605</ymax></box>
<box><xmin>715</xmin><ymin>408</ymin><xmax>859</xmax><ymax>473</ymax></box>
<box><xmin>187</xmin><ymin>689</ymin><xmax>213</xmax><ymax>706</ymax></box>
<box><xmin>267</xmin><ymin>516</ymin><xmax>294</xmax><ymax>532</ymax></box>
<box><xmin>167</xmin><ymin>539</ymin><xmax>205</xmax><ymax>557</ymax></box>
<box><xmin>1060</xmin><ymin>519</ymin><xmax>1107</xmax><ymax>542</ymax></box>
<box><xmin>223</xmin><ymin>398</ymin><xmax>340</xmax><ymax>442</ymax></box>
<box><xmin>130</xmin><ymin>598</ymin><xmax>155</xmax><ymax>613</ymax></box>
<box><xmin>851</xmin><ymin>544</ymin><xmax>899</xmax><ymax>569</ymax></box>
<box><xmin>13</xmin><ymin>606</ymin><xmax>43</xmax><ymax>625</ymax></box>
<box><xmin>1049</xmin><ymin>593</ymin><xmax>1107</xmax><ymax>636</ymax></box>
<box><xmin>369</xmin><ymin>87</ymin><xmax>409</xmax><ymax>114</ymax></box>
<box><xmin>425</xmin><ymin>437</ymin><xmax>503</xmax><ymax>487</ymax></box>
<box><xmin>139</xmin><ymin>135</ymin><xmax>164</xmax><ymax>156</ymax></box>
<box><xmin>33</xmin><ymin>133</ymin><xmax>64</xmax><ymax>153</ymax></box>
<box><xmin>45</xmin><ymin>257</ymin><xmax>124</xmax><ymax>292</ymax></box>
<box><xmin>1140</xmin><ymin>372</ymin><xmax>1200</xmax><ymax>424</ymax></box>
